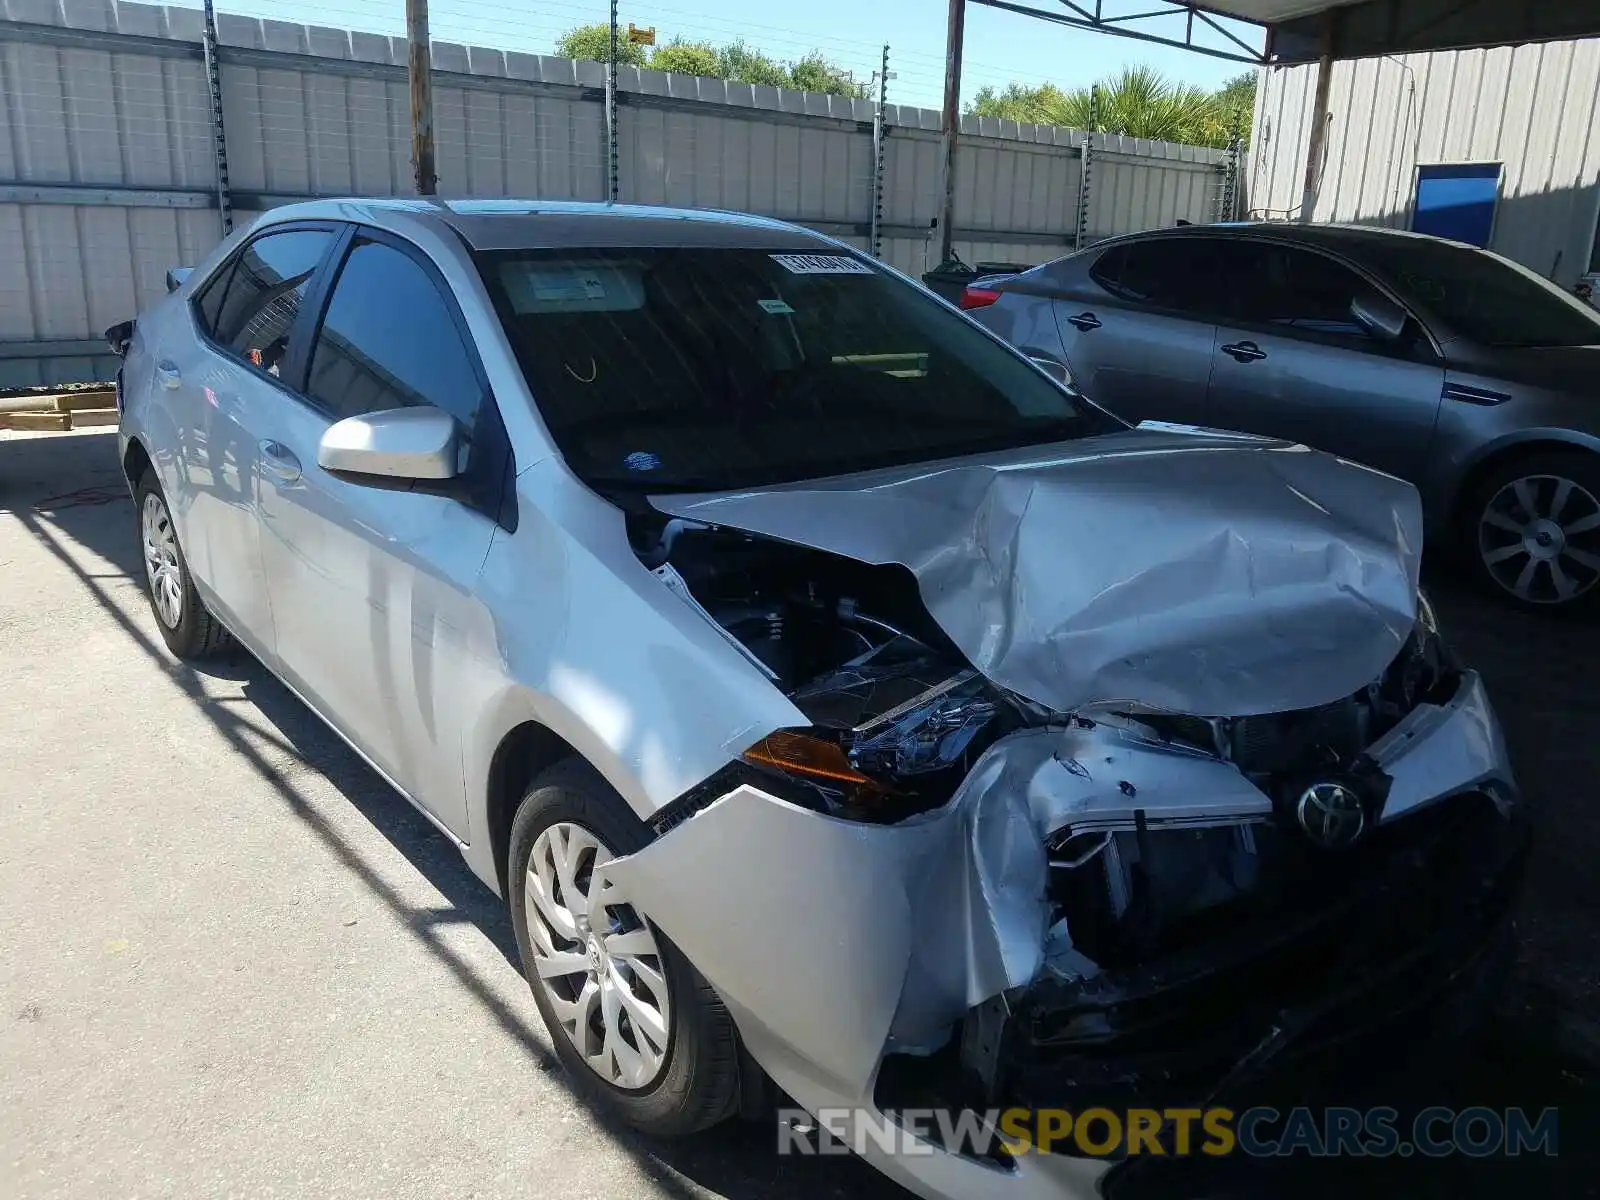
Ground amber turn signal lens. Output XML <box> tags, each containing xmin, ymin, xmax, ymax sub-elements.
<box><xmin>742</xmin><ymin>729</ymin><xmax>885</xmax><ymax>790</ymax></box>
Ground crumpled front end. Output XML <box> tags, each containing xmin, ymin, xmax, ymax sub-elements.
<box><xmin>596</xmin><ymin>429</ymin><xmax>1523</xmax><ymax>1200</ymax></box>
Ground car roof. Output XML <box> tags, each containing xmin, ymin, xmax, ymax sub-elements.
<box><xmin>250</xmin><ymin>197</ymin><xmax>840</xmax><ymax>252</ymax></box>
<box><xmin>1094</xmin><ymin>219</ymin><xmax>1482</xmax><ymax>261</ymax></box>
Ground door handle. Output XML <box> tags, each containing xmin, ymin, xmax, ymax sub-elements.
<box><xmin>1220</xmin><ymin>340</ymin><xmax>1267</xmax><ymax>363</ymax></box>
<box><xmin>259</xmin><ymin>440</ymin><xmax>302</xmax><ymax>483</ymax></box>
<box><xmin>1066</xmin><ymin>311</ymin><xmax>1102</xmax><ymax>331</ymax></box>
<box><xmin>155</xmin><ymin>361</ymin><xmax>182</xmax><ymax>389</ymax></box>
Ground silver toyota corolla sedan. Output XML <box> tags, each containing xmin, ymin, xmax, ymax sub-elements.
<box><xmin>114</xmin><ymin>199</ymin><xmax>1525</xmax><ymax>1200</ymax></box>
<box><xmin>961</xmin><ymin>223</ymin><xmax>1600</xmax><ymax>613</ymax></box>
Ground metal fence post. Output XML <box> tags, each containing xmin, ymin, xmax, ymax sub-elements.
<box><xmin>1074</xmin><ymin>84</ymin><xmax>1097</xmax><ymax>251</ymax></box>
<box><xmin>1218</xmin><ymin>104</ymin><xmax>1244</xmax><ymax>222</ymax></box>
<box><xmin>869</xmin><ymin>44</ymin><xmax>890</xmax><ymax>258</ymax></box>
<box><xmin>606</xmin><ymin>0</ymin><xmax>620</xmax><ymax>203</ymax></box>
<box><xmin>200</xmin><ymin>0</ymin><xmax>233</xmax><ymax>233</ymax></box>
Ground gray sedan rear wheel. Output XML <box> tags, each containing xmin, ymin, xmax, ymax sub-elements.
<box><xmin>1470</xmin><ymin>452</ymin><xmax>1600</xmax><ymax>611</ymax></box>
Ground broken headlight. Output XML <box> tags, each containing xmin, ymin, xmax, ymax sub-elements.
<box><xmin>736</xmin><ymin>672</ymin><xmax>1006</xmax><ymax>820</ymax></box>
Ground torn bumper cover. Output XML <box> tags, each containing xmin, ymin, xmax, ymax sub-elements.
<box><xmin>600</xmin><ymin>668</ymin><xmax>1521</xmax><ymax>1200</ymax></box>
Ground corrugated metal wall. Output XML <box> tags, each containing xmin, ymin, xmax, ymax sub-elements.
<box><xmin>1249</xmin><ymin>39</ymin><xmax>1600</xmax><ymax>285</ymax></box>
<box><xmin>0</xmin><ymin>0</ymin><xmax>1227</xmax><ymax>386</ymax></box>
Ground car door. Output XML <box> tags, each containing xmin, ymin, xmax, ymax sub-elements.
<box><xmin>252</xmin><ymin>228</ymin><xmax>508</xmax><ymax>838</ymax></box>
<box><xmin>1048</xmin><ymin>237</ymin><xmax>1223</xmax><ymax>425</ymax></box>
<box><xmin>161</xmin><ymin>225</ymin><xmax>338</xmax><ymax>651</ymax></box>
<box><xmin>1205</xmin><ymin>241</ymin><xmax>1445</xmax><ymax>481</ymax></box>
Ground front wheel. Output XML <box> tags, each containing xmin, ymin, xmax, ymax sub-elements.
<box><xmin>508</xmin><ymin>758</ymin><xmax>739</xmax><ymax>1136</ymax></box>
<box><xmin>1466</xmin><ymin>452</ymin><xmax>1600</xmax><ymax>613</ymax></box>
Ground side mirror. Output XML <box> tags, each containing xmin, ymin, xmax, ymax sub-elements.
<box><xmin>1350</xmin><ymin>293</ymin><xmax>1407</xmax><ymax>342</ymax></box>
<box><xmin>318</xmin><ymin>406</ymin><xmax>460</xmax><ymax>484</ymax></box>
<box><xmin>165</xmin><ymin>267</ymin><xmax>193</xmax><ymax>293</ymax></box>
<box><xmin>105</xmin><ymin>318</ymin><xmax>135</xmax><ymax>356</ymax></box>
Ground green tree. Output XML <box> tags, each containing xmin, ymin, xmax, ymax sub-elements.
<box><xmin>970</xmin><ymin>65</ymin><xmax>1257</xmax><ymax>149</ymax></box>
<box><xmin>649</xmin><ymin>38</ymin><xmax>722</xmax><ymax>78</ymax></box>
<box><xmin>968</xmin><ymin>82</ymin><xmax>1073</xmax><ymax>126</ymax></box>
<box><xmin>555</xmin><ymin>23</ymin><xmax>647</xmax><ymax>67</ymax></box>
<box><xmin>718</xmin><ymin>40</ymin><xmax>787</xmax><ymax>88</ymax></box>
<box><xmin>553</xmin><ymin>26</ymin><xmax>868</xmax><ymax>99</ymax></box>
<box><xmin>786</xmin><ymin>52</ymin><xmax>869</xmax><ymax>99</ymax></box>
<box><xmin>1209</xmin><ymin>71</ymin><xmax>1257</xmax><ymax>146</ymax></box>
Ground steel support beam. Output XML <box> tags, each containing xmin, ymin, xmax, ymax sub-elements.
<box><xmin>967</xmin><ymin>0</ymin><xmax>1266</xmax><ymax>65</ymax></box>
<box><xmin>1298</xmin><ymin>9</ymin><xmax>1339</xmax><ymax>222</ymax></box>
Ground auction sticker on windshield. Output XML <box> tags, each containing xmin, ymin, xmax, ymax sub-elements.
<box><xmin>770</xmin><ymin>254</ymin><xmax>874</xmax><ymax>275</ymax></box>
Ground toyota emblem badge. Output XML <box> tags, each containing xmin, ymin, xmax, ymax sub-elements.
<box><xmin>1295</xmin><ymin>781</ymin><xmax>1367</xmax><ymax>848</ymax></box>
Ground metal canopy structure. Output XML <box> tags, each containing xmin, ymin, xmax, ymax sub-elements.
<box><xmin>1237</xmin><ymin>0</ymin><xmax>1600</xmax><ymax>64</ymax></box>
<box><xmin>964</xmin><ymin>0</ymin><xmax>1600</xmax><ymax>65</ymax></box>
<box><xmin>967</xmin><ymin>0</ymin><xmax>1266</xmax><ymax>65</ymax></box>
<box><xmin>934</xmin><ymin>0</ymin><xmax>1600</xmax><ymax>261</ymax></box>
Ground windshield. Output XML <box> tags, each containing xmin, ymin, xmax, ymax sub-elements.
<box><xmin>477</xmin><ymin>246</ymin><xmax>1113</xmax><ymax>492</ymax></box>
<box><xmin>1364</xmin><ymin>239</ymin><xmax>1600</xmax><ymax>348</ymax></box>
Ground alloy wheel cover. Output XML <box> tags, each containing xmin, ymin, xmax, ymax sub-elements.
<box><xmin>524</xmin><ymin>821</ymin><xmax>672</xmax><ymax>1090</ymax></box>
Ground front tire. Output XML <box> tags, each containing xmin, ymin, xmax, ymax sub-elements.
<box><xmin>508</xmin><ymin>758</ymin><xmax>739</xmax><ymax>1136</ymax></box>
<box><xmin>134</xmin><ymin>471</ymin><xmax>232</xmax><ymax>658</ymax></box>
<box><xmin>1465</xmin><ymin>451</ymin><xmax>1600</xmax><ymax>613</ymax></box>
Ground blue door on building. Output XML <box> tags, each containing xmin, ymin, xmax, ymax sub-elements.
<box><xmin>1411</xmin><ymin>163</ymin><xmax>1501</xmax><ymax>247</ymax></box>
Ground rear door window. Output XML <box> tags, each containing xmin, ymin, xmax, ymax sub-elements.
<box><xmin>209</xmin><ymin>229</ymin><xmax>334</xmax><ymax>378</ymax></box>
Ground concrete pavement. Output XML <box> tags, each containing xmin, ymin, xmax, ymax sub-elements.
<box><xmin>1</xmin><ymin>427</ymin><xmax>1593</xmax><ymax>1200</ymax></box>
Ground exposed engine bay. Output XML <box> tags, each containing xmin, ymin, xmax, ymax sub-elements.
<box><xmin>631</xmin><ymin>511</ymin><xmax>1467</xmax><ymax>977</ymax></box>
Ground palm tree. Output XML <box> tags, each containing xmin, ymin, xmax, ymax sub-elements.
<box><xmin>970</xmin><ymin>66</ymin><xmax>1254</xmax><ymax>149</ymax></box>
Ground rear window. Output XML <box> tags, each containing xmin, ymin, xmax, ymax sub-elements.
<box><xmin>1363</xmin><ymin>239</ymin><xmax>1600</xmax><ymax>348</ymax></box>
<box><xmin>477</xmin><ymin>246</ymin><xmax>1113</xmax><ymax>492</ymax></box>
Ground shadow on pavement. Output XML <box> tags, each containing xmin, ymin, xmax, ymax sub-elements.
<box><xmin>4</xmin><ymin>429</ymin><xmax>903</xmax><ymax>1199</ymax></box>
<box><xmin>5</xmin><ymin>430</ymin><xmax>1596</xmax><ymax>1199</ymax></box>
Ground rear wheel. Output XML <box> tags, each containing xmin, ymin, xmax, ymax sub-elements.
<box><xmin>1466</xmin><ymin>451</ymin><xmax>1600</xmax><ymax>612</ymax></box>
<box><xmin>508</xmin><ymin>758</ymin><xmax>739</xmax><ymax>1136</ymax></box>
<box><xmin>135</xmin><ymin>472</ymin><xmax>232</xmax><ymax>658</ymax></box>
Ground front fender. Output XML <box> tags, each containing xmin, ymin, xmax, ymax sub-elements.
<box><xmin>1429</xmin><ymin>426</ymin><xmax>1600</xmax><ymax>534</ymax></box>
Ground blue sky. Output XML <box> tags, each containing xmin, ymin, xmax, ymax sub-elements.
<box><xmin>198</xmin><ymin>0</ymin><xmax>1263</xmax><ymax>110</ymax></box>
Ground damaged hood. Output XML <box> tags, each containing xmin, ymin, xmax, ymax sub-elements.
<box><xmin>652</xmin><ymin>424</ymin><xmax>1424</xmax><ymax>717</ymax></box>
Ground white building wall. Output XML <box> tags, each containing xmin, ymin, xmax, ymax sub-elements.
<box><xmin>1248</xmin><ymin>39</ymin><xmax>1600</xmax><ymax>285</ymax></box>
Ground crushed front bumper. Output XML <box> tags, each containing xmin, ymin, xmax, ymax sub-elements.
<box><xmin>601</xmin><ymin>670</ymin><xmax>1522</xmax><ymax>1200</ymax></box>
<box><xmin>983</xmin><ymin>792</ymin><xmax>1529</xmax><ymax>1116</ymax></box>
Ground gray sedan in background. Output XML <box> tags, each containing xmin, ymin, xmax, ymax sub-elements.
<box><xmin>963</xmin><ymin>224</ymin><xmax>1600</xmax><ymax>612</ymax></box>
